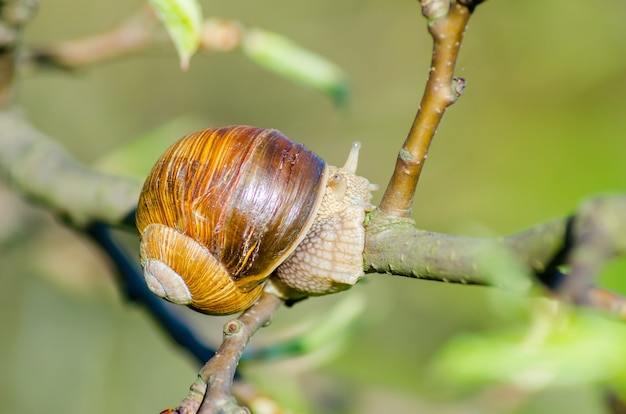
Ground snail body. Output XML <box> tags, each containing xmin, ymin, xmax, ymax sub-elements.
<box><xmin>136</xmin><ymin>126</ymin><xmax>374</xmax><ymax>315</ymax></box>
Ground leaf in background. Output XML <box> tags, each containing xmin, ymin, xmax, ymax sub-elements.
<box><xmin>149</xmin><ymin>0</ymin><xmax>203</xmax><ymax>70</ymax></box>
<box><xmin>243</xmin><ymin>293</ymin><xmax>366</xmax><ymax>362</ymax></box>
<box><xmin>478</xmin><ymin>242</ymin><xmax>533</xmax><ymax>295</ymax></box>
<box><xmin>92</xmin><ymin>116</ymin><xmax>208</xmax><ymax>179</ymax></box>
<box><xmin>243</xmin><ymin>28</ymin><xmax>349</xmax><ymax>106</ymax></box>
<box><xmin>432</xmin><ymin>308</ymin><xmax>626</xmax><ymax>393</ymax></box>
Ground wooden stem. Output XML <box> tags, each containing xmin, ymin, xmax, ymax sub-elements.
<box><xmin>174</xmin><ymin>292</ymin><xmax>284</xmax><ymax>414</ymax></box>
<box><xmin>25</xmin><ymin>5</ymin><xmax>157</xmax><ymax>71</ymax></box>
<box><xmin>559</xmin><ymin>196</ymin><xmax>626</xmax><ymax>306</ymax></box>
<box><xmin>22</xmin><ymin>7</ymin><xmax>244</xmax><ymax>72</ymax></box>
<box><xmin>378</xmin><ymin>1</ymin><xmax>472</xmax><ymax>217</ymax></box>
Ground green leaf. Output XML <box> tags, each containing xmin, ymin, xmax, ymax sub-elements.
<box><xmin>92</xmin><ymin>116</ymin><xmax>208</xmax><ymax>178</ymax></box>
<box><xmin>149</xmin><ymin>0</ymin><xmax>203</xmax><ymax>70</ymax></box>
<box><xmin>243</xmin><ymin>28</ymin><xmax>349</xmax><ymax>106</ymax></box>
<box><xmin>478</xmin><ymin>242</ymin><xmax>533</xmax><ymax>295</ymax></box>
<box><xmin>299</xmin><ymin>293</ymin><xmax>366</xmax><ymax>351</ymax></box>
<box><xmin>243</xmin><ymin>293</ymin><xmax>366</xmax><ymax>361</ymax></box>
<box><xmin>433</xmin><ymin>308</ymin><xmax>626</xmax><ymax>393</ymax></box>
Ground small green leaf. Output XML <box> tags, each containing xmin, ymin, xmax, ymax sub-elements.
<box><xmin>149</xmin><ymin>0</ymin><xmax>203</xmax><ymax>70</ymax></box>
<box><xmin>243</xmin><ymin>28</ymin><xmax>349</xmax><ymax>105</ymax></box>
<box><xmin>478</xmin><ymin>243</ymin><xmax>533</xmax><ymax>295</ymax></box>
<box><xmin>243</xmin><ymin>294</ymin><xmax>366</xmax><ymax>361</ymax></box>
<box><xmin>92</xmin><ymin>116</ymin><xmax>208</xmax><ymax>178</ymax></box>
<box><xmin>299</xmin><ymin>293</ymin><xmax>366</xmax><ymax>351</ymax></box>
<box><xmin>433</xmin><ymin>309</ymin><xmax>626</xmax><ymax>392</ymax></box>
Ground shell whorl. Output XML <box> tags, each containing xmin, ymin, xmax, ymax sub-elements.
<box><xmin>136</xmin><ymin>126</ymin><xmax>328</xmax><ymax>315</ymax></box>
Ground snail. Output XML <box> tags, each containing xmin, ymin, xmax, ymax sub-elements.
<box><xmin>136</xmin><ymin>126</ymin><xmax>375</xmax><ymax>315</ymax></box>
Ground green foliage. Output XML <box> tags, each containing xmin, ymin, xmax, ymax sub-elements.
<box><xmin>148</xmin><ymin>0</ymin><xmax>348</xmax><ymax>103</ymax></box>
<box><xmin>243</xmin><ymin>28</ymin><xmax>349</xmax><ymax>106</ymax></box>
<box><xmin>433</xmin><ymin>302</ymin><xmax>626</xmax><ymax>396</ymax></box>
<box><xmin>245</xmin><ymin>293</ymin><xmax>366</xmax><ymax>362</ymax></box>
<box><xmin>93</xmin><ymin>116</ymin><xmax>206</xmax><ymax>179</ymax></box>
<box><xmin>149</xmin><ymin>0</ymin><xmax>203</xmax><ymax>69</ymax></box>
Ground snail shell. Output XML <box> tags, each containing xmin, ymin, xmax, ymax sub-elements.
<box><xmin>136</xmin><ymin>126</ymin><xmax>373</xmax><ymax>315</ymax></box>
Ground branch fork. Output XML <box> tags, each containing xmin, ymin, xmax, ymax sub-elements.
<box><xmin>377</xmin><ymin>0</ymin><xmax>471</xmax><ymax>217</ymax></box>
<box><xmin>173</xmin><ymin>293</ymin><xmax>283</xmax><ymax>414</ymax></box>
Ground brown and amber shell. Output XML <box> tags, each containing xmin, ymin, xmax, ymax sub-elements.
<box><xmin>136</xmin><ymin>126</ymin><xmax>327</xmax><ymax>314</ymax></box>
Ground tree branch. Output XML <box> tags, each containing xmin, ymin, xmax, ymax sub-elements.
<box><xmin>378</xmin><ymin>0</ymin><xmax>475</xmax><ymax>217</ymax></box>
<box><xmin>0</xmin><ymin>109</ymin><xmax>142</xmax><ymax>227</ymax></box>
<box><xmin>173</xmin><ymin>293</ymin><xmax>284</xmax><ymax>414</ymax></box>
<box><xmin>558</xmin><ymin>196</ymin><xmax>626</xmax><ymax>305</ymax></box>
<box><xmin>21</xmin><ymin>5</ymin><xmax>244</xmax><ymax>72</ymax></box>
<box><xmin>364</xmin><ymin>204</ymin><xmax>626</xmax><ymax>320</ymax></box>
<box><xmin>23</xmin><ymin>4</ymin><xmax>157</xmax><ymax>71</ymax></box>
<box><xmin>364</xmin><ymin>215</ymin><xmax>566</xmax><ymax>285</ymax></box>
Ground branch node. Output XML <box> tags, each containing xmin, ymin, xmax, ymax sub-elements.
<box><xmin>399</xmin><ymin>148</ymin><xmax>414</xmax><ymax>162</ymax></box>
<box><xmin>420</xmin><ymin>0</ymin><xmax>451</xmax><ymax>22</ymax></box>
<box><xmin>224</xmin><ymin>319</ymin><xmax>243</xmax><ymax>336</ymax></box>
<box><xmin>452</xmin><ymin>76</ymin><xmax>466</xmax><ymax>98</ymax></box>
<box><xmin>378</xmin><ymin>0</ymin><xmax>472</xmax><ymax>217</ymax></box>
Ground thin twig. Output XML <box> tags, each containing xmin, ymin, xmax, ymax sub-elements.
<box><xmin>89</xmin><ymin>221</ymin><xmax>287</xmax><ymax>410</ymax></box>
<box><xmin>584</xmin><ymin>286</ymin><xmax>626</xmax><ymax>320</ymax></box>
<box><xmin>174</xmin><ymin>293</ymin><xmax>284</xmax><ymax>414</ymax></box>
<box><xmin>560</xmin><ymin>196</ymin><xmax>626</xmax><ymax>305</ymax></box>
<box><xmin>21</xmin><ymin>6</ymin><xmax>244</xmax><ymax>72</ymax></box>
<box><xmin>23</xmin><ymin>5</ymin><xmax>157</xmax><ymax>71</ymax></box>
<box><xmin>377</xmin><ymin>1</ymin><xmax>474</xmax><ymax>217</ymax></box>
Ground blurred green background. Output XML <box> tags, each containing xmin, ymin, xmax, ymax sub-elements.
<box><xmin>1</xmin><ymin>0</ymin><xmax>626</xmax><ymax>413</ymax></box>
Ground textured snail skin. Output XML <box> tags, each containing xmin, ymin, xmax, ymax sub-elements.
<box><xmin>136</xmin><ymin>126</ymin><xmax>327</xmax><ymax>315</ymax></box>
<box><xmin>269</xmin><ymin>143</ymin><xmax>374</xmax><ymax>299</ymax></box>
